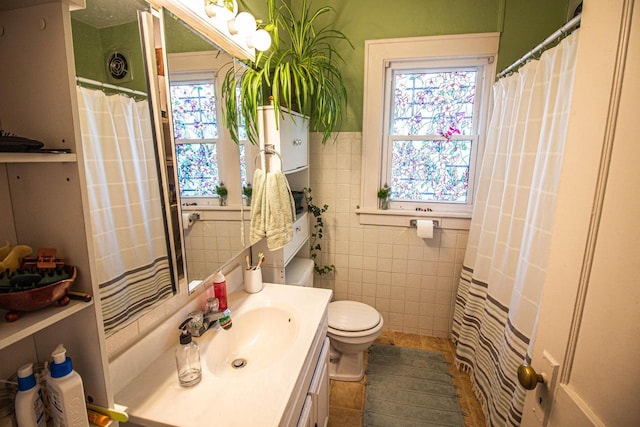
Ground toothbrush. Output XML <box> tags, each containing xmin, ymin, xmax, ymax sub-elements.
<box><xmin>245</xmin><ymin>255</ymin><xmax>251</xmax><ymax>270</ymax></box>
<box><xmin>255</xmin><ymin>253</ymin><xmax>264</xmax><ymax>270</ymax></box>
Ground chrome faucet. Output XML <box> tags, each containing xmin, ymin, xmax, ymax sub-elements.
<box><xmin>178</xmin><ymin>297</ymin><xmax>231</xmax><ymax>337</ymax></box>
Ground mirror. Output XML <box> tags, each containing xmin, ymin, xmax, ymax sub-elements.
<box><xmin>71</xmin><ymin>0</ymin><xmax>255</xmax><ymax>301</ymax></box>
<box><xmin>158</xmin><ymin>8</ymin><xmax>253</xmax><ymax>289</ymax></box>
<box><xmin>70</xmin><ymin>0</ymin><xmax>179</xmax><ymax>335</ymax></box>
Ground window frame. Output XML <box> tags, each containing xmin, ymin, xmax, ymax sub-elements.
<box><xmin>360</xmin><ymin>33</ymin><xmax>499</xmax><ymax>222</ymax></box>
<box><xmin>166</xmin><ymin>51</ymin><xmax>239</xmax><ymax>207</ymax></box>
<box><xmin>170</xmin><ymin>73</ymin><xmax>220</xmax><ymax>201</ymax></box>
<box><xmin>382</xmin><ymin>59</ymin><xmax>487</xmax><ymax>211</ymax></box>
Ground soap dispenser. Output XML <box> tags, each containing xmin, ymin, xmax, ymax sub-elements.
<box><xmin>45</xmin><ymin>345</ymin><xmax>89</xmax><ymax>427</ymax></box>
<box><xmin>175</xmin><ymin>329</ymin><xmax>201</xmax><ymax>387</ymax></box>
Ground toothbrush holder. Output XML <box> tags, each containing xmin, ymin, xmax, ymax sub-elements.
<box><xmin>244</xmin><ymin>267</ymin><xmax>263</xmax><ymax>293</ymax></box>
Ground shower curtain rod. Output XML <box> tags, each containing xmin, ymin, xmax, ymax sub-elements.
<box><xmin>76</xmin><ymin>76</ymin><xmax>148</xmax><ymax>97</ymax></box>
<box><xmin>498</xmin><ymin>14</ymin><xmax>581</xmax><ymax>78</ymax></box>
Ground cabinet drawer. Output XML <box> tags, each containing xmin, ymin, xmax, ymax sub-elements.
<box><xmin>284</xmin><ymin>213</ymin><xmax>309</xmax><ymax>265</ymax></box>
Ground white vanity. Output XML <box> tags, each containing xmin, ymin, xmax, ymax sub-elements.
<box><xmin>116</xmin><ymin>283</ymin><xmax>332</xmax><ymax>427</ymax></box>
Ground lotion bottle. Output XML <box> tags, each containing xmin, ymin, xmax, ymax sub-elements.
<box><xmin>46</xmin><ymin>345</ymin><xmax>89</xmax><ymax>427</ymax></box>
<box><xmin>14</xmin><ymin>363</ymin><xmax>47</xmax><ymax>427</ymax></box>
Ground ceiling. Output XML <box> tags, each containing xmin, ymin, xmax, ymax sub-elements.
<box><xmin>71</xmin><ymin>0</ymin><xmax>149</xmax><ymax>29</ymax></box>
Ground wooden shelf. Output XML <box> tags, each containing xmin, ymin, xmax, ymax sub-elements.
<box><xmin>0</xmin><ymin>152</ymin><xmax>77</xmax><ymax>163</ymax></box>
<box><xmin>0</xmin><ymin>299</ymin><xmax>94</xmax><ymax>349</ymax></box>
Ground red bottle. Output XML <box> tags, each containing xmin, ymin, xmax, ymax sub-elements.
<box><xmin>213</xmin><ymin>271</ymin><xmax>228</xmax><ymax>310</ymax></box>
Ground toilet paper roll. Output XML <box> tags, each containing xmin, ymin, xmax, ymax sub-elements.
<box><xmin>416</xmin><ymin>219</ymin><xmax>434</xmax><ymax>239</ymax></box>
<box><xmin>182</xmin><ymin>212</ymin><xmax>194</xmax><ymax>230</ymax></box>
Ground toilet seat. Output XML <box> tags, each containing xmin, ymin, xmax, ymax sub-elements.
<box><xmin>328</xmin><ymin>301</ymin><xmax>381</xmax><ymax>333</ymax></box>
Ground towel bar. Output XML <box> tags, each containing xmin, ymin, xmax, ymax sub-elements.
<box><xmin>254</xmin><ymin>144</ymin><xmax>283</xmax><ymax>170</ymax></box>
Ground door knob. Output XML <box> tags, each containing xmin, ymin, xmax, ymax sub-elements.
<box><xmin>518</xmin><ymin>364</ymin><xmax>544</xmax><ymax>390</ymax></box>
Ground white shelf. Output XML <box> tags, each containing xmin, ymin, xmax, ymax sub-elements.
<box><xmin>0</xmin><ymin>299</ymin><xmax>94</xmax><ymax>349</ymax></box>
<box><xmin>0</xmin><ymin>152</ymin><xmax>77</xmax><ymax>163</ymax></box>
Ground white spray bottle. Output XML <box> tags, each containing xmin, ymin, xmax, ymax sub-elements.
<box><xmin>45</xmin><ymin>345</ymin><xmax>89</xmax><ymax>427</ymax></box>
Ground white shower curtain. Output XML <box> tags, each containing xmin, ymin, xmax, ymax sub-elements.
<box><xmin>77</xmin><ymin>86</ymin><xmax>173</xmax><ymax>336</ymax></box>
<box><xmin>451</xmin><ymin>31</ymin><xmax>579</xmax><ymax>426</ymax></box>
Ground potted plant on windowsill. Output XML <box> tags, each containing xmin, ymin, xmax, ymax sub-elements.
<box><xmin>216</xmin><ymin>182</ymin><xmax>228</xmax><ymax>206</ymax></box>
<box><xmin>242</xmin><ymin>183</ymin><xmax>253</xmax><ymax>206</ymax></box>
<box><xmin>377</xmin><ymin>184</ymin><xmax>390</xmax><ymax>210</ymax></box>
<box><xmin>222</xmin><ymin>0</ymin><xmax>352</xmax><ymax>145</ymax></box>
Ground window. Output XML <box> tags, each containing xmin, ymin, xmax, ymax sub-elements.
<box><xmin>384</xmin><ymin>64</ymin><xmax>483</xmax><ymax>206</ymax></box>
<box><xmin>361</xmin><ymin>33</ymin><xmax>499</xmax><ymax>220</ymax></box>
<box><xmin>170</xmin><ymin>77</ymin><xmax>219</xmax><ymax>198</ymax></box>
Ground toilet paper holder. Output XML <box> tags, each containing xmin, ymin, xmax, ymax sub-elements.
<box><xmin>409</xmin><ymin>219</ymin><xmax>439</xmax><ymax>229</ymax></box>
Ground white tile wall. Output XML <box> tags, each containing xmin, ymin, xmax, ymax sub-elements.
<box><xmin>184</xmin><ymin>219</ymin><xmax>247</xmax><ymax>281</ymax></box>
<box><xmin>309</xmin><ymin>132</ymin><xmax>468</xmax><ymax>338</ymax></box>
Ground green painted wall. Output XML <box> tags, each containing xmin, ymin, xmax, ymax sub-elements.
<box><xmin>71</xmin><ymin>19</ymin><xmax>104</xmax><ymax>82</ymax></box>
<box><xmin>70</xmin><ymin>0</ymin><xmax>569</xmax><ymax>130</ymax></box>
<box><xmin>71</xmin><ymin>20</ymin><xmax>148</xmax><ymax>93</ymax></box>
<box><xmin>277</xmin><ymin>0</ymin><xmax>569</xmax><ymax>131</ymax></box>
<box><xmin>499</xmin><ymin>1</ymin><xmax>569</xmax><ymax>72</ymax></box>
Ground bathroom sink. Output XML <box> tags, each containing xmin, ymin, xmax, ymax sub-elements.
<box><xmin>116</xmin><ymin>283</ymin><xmax>332</xmax><ymax>427</ymax></box>
<box><xmin>204</xmin><ymin>305</ymin><xmax>298</xmax><ymax>376</ymax></box>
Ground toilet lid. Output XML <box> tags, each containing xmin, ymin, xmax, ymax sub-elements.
<box><xmin>328</xmin><ymin>301</ymin><xmax>381</xmax><ymax>332</ymax></box>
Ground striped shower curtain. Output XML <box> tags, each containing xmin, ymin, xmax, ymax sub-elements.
<box><xmin>451</xmin><ymin>31</ymin><xmax>580</xmax><ymax>426</ymax></box>
<box><xmin>77</xmin><ymin>86</ymin><xmax>173</xmax><ymax>336</ymax></box>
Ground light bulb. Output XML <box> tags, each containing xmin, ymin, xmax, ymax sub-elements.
<box><xmin>229</xmin><ymin>12</ymin><xmax>256</xmax><ymax>36</ymax></box>
<box><xmin>249</xmin><ymin>29</ymin><xmax>272</xmax><ymax>51</ymax></box>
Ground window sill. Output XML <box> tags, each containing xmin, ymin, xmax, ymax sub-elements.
<box><xmin>355</xmin><ymin>208</ymin><xmax>471</xmax><ymax>230</ymax></box>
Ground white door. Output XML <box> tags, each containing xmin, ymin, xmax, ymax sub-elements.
<box><xmin>521</xmin><ymin>0</ymin><xmax>640</xmax><ymax>426</ymax></box>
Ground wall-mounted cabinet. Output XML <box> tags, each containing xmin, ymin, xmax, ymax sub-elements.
<box><xmin>0</xmin><ymin>0</ymin><xmax>112</xmax><ymax>413</ymax></box>
<box><xmin>252</xmin><ymin>107</ymin><xmax>311</xmax><ymax>284</ymax></box>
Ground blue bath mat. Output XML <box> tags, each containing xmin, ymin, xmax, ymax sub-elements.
<box><xmin>364</xmin><ymin>344</ymin><xmax>465</xmax><ymax>427</ymax></box>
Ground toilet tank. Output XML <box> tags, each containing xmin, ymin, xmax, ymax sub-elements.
<box><xmin>286</xmin><ymin>258</ymin><xmax>314</xmax><ymax>287</ymax></box>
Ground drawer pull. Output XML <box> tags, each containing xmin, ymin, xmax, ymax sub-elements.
<box><xmin>295</xmin><ymin>226</ymin><xmax>302</xmax><ymax>232</ymax></box>
<box><xmin>293</xmin><ymin>138</ymin><xmax>303</xmax><ymax>146</ymax></box>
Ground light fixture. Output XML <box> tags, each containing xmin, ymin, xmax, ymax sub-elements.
<box><xmin>248</xmin><ymin>29</ymin><xmax>272</xmax><ymax>52</ymax></box>
<box><xmin>228</xmin><ymin>11</ymin><xmax>256</xmax><ymax>36</ymax></box>
<box><xmin>203</xmin><ymin>0</ymin><xmax>237</xmax><ymax>21</ymax></box>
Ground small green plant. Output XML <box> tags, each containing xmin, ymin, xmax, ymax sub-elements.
<box><xmin>242</xmin><ymin>183</ymin><xmax>252</xmax><ymax>198</ymax></box>
<box><xmin>377</xmin><ymin>183</ymin><xmax>390</xmax><ymax>210</ymax></box>
<box><xmin>242</xmin><ymin>184</ymin><xmax>253</xmax><ymax>205</ymax></box>
<box><xmin>304</xmin><ymin>187</ymin><xmax>335</xmax><ymax>276</ymax></box>
<box><xmin>216</xmin><ymin>182</ymin><xmax>228</xmax><ymax>206</ymax></box>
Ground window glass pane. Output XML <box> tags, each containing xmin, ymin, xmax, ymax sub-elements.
<box><xmin>392</xmin><ymin>70</ymin><xmax>477</xmax><ymax>137</ymax></box>
<box><xmin>170</xmin><ymin>82</ymin><xmax>217</xmax><ymax>140</ymax></box>
<box><xmin>176</xmin><ymin>143</ymin><xmax>218</xmax><ymax>197</ymax></box>
<box><xmin>391</xmin><ymin>139</ymin><xmax>471</xmax><ymax>202</ymax></box>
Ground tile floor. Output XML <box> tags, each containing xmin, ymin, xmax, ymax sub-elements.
<box><xmin>328</xmin><ymin>331</ymin><xmax>486</xmax><ymax>427</ymax></box>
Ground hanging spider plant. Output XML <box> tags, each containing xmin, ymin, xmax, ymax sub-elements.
<box><xmin>222</xmin><ymin>0</ymin><xmax>352</xmax><ymax>145</ymax></box>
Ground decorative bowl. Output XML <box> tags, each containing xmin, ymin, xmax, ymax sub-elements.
<box><xmin>0</xmin><ymin>266</ymin><xmax>77</xmax><ymax>320</ymax></box>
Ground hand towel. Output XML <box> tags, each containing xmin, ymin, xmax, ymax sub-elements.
<box><xmin>250</xmin><ymin>168</ymin><xmax>267</xmax><ymax>245</ymax></box>
<box><xmin>265</xmin><ymin>170</ymin><xmax>296</xmax><ymax>250</ymax></box>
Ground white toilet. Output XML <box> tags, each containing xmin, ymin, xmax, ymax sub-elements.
<box><xmin>326</xmin><ymin>300</ymin><xmax>383</xmax><ymax>381</ymax></box>
<box><xmin>286</xmin><ymin>258</ymin><xmax>384</xmax><ymax>381</ymax></box>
